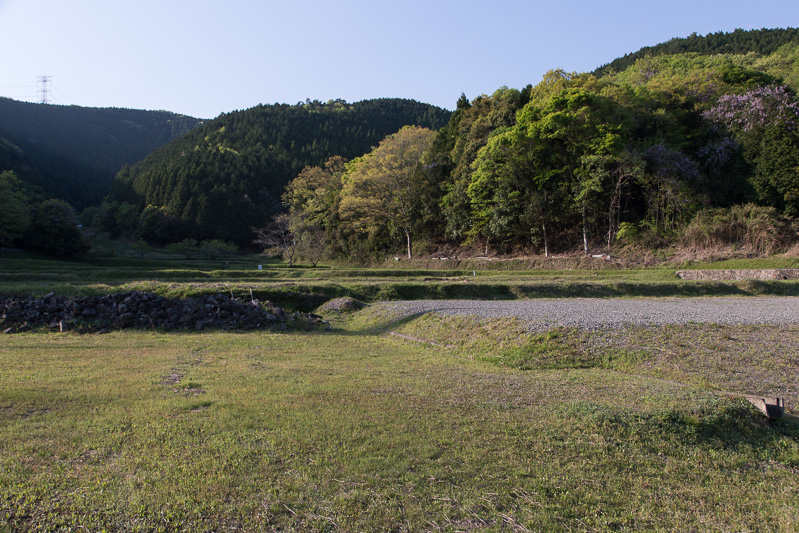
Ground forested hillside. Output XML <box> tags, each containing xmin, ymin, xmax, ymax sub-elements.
<box><xmin>595</xmin><ymin>28</ymin><xmax>799</xmax><ymax>76</ymax></box>
<box><xmin>104</xmin><ymin>99</ymin><xmax>451</xmax><ymax>246</ymax></box>
<box><xmin>0</xmin><ymin>98</ymin><xmax>200</xmax><ymax>209</ymax></box>
<box><xmin>5</xmin><ymin>28</ymin><xmax>799</xmax><ymax>261</ymax></box>
<box><xmin>282</xmin><ymin>29</ymin><xmax>799</xmax><ymax>261</ymax></box>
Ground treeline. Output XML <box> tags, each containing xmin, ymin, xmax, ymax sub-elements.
<box><xmin>0</xmin><ymin>170</ymin><xmax>90</xmax><ymax>255</ymax></box>
<box><xmin>6</xmin><ymin>28</ymin><xmax>799</xmax><ymax>261</ymax></box>
<box><xmin>280</xmin><ymin>44</ymin><xmax>799</xmax><ymax>261</ymax></box>
<box><xmin>0</xmin><ymin>98</ymin><xmax>201</xmax><ymax>210</ymax></box>
<box><xmin>102</xmin><ymin>98</ymin><xmax>451</xmax><ymax>247</ymax></box>
<box><xmin>595</xmin><ymin>28</ymin><xmax>799</xmax><ymax>76</ymax></box>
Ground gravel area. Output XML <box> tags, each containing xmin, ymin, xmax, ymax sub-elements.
<box><xmin>380</xmin><ymin>297</ymin><xmax>799</xmax><ymax>330</ymax></box>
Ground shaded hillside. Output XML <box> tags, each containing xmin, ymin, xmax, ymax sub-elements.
<box><xmin>595</xmin><ymin>28</ymin><xmax>799</xmax><ymax>77</ymax></box>
<box><xmin>108</xmin><ymin>98</ymin><xmax>451</xmax><ymax>246</ymax></box>
<box><xmin>0</xmin><ymin>98</ymin><xmax>201</xmax><ymax>209</ymax></box>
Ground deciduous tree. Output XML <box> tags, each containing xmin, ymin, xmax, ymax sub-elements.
<box><xmin>339</xmin><ymin>126</ymin><xmax>435</xmax><ymax>258</ymax></box>
<box><xmin>253</xmin><ymin>213</ymin><xmax>297</xmax><ymax>266</ymax></box>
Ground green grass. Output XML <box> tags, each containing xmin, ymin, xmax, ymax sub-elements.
<box><xmin>1</xmin><ymin>316</ymin><xmax>798</xmax><ymax>531</ymax></box>
<box><xmin>4</xmin><ymin>252</ymin><xmax>799</xmax><ymax>310</ymax></box>
<box><xmin>676</xmin><ymin>257</ymin><xmax>799</xmax><ymax>270</ymax></box>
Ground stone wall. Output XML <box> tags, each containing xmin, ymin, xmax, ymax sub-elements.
<box><xmin>675</xmin><ymin>269</ymin><xmax>799</xmax><ymax>281</ymax></box>
<box><xmin>1</xmin><ymin>292</ymin><xmax>327</xmax><ymax>333</ymax></box>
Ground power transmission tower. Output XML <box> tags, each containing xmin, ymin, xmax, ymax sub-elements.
<box><xmin>37</xmin><ymin>76</ymin><xmax>52</xmax><ymax>104</ymax></box>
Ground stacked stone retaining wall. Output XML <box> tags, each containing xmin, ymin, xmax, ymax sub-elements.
<box><xmin>675</xmin><ymin>269</ymin><xmax>799</xmax><ymax>280</ymax></box>
<box><xmin>1</xmin><ymin>292</ymin><xmax>326</xmax><ymax>333</ymax></box>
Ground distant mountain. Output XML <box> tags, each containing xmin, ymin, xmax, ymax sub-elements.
<box><xmin>108</xmin><ymin>98</ymin><xmax>452</xmax><ymax>246</ymax></box>
<box><xmin>0</xmin><ymin>98</ymin><xmax>201</xmax><ymax>209</ymax></box>
<box><xmin>595</xmin><ymin>28</ymin><xmax>799</xmax><ymax>77</ymax></box>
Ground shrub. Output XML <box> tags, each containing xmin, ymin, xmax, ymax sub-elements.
<box><xmin>199</xmin><ymin>239</ymin><xmax>238</xmax><ymax>259</ymax></box>
<box><xmin>680</xmin><ymin>204</ymin><xmax>794</xmax><ymax>255</ymax></box>
<box><xmin>166</xmin><ymin>238</ymin><xmax>199</xmax><ymax>258</ymax></box>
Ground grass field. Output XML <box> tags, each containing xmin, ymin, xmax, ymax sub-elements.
<box><xmin>1</xmin><ymin>314</ymin><xmax>798</xmax><ymax>531</ymax></box>
<box><xmin>1</xmin><ymin>251</ymin><xmax>798</xmax><ymax>530</ymax></box>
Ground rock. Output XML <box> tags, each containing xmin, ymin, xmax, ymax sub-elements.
<box><xmin>316</xmin><ymin>297</ymin><xmax>366</xmax><ymax>314</ymax></box>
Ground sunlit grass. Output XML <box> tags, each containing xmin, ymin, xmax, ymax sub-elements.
<box><xmin>1</xmin><ymin>321</ymin><xmax>798</xmax><ymax>531</ymax></box>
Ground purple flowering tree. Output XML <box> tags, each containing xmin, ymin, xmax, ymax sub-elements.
<box><xmin>704</xmin><ymin>85</ymin><xmax>799</xmax><ymax>214</ymax></box>
<box><xmin>703</xmin><ymin>85</ymin><xmax>799</xmax><ymax>133</ymax></box>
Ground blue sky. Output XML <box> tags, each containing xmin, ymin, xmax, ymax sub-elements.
<box><xmin>1</xmin><ymin>0</ymin><xmax>798</xmax><ymax>118</ymax></box>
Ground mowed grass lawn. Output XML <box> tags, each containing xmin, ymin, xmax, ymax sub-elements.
<box><xmin>1</xmin><ymin>321</ymin><xmax>798</xmax><ymax>531</ymax></box>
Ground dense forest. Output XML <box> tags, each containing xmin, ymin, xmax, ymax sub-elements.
<box><xmin>0</xmin><ymin>98</ymin><xmax>201</xmax><ymax>209</ymax></box>
<box><xmin>281</xmin><ymin>30</ymin><xmax>799</xmax><ymax>261</ymax></box>
<box><xmin>103</xmin><ymin>99</ymin><xmax>451</xmax><ymax>247</ymax></box>
<box><xmin>595</xmin><ymin>28</ymin><xmax>799</xmax><ymax>76</ymax></box>
<box><xmin>3</xmin><ymin>28</ymin><xmax>799</xmax><ymax>260</ymax></box>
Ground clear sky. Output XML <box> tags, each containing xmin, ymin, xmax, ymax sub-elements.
<box><xmin>1</xmin><ymin>0</ymin><xmax>798</xmax><ymax>119</ymax></box>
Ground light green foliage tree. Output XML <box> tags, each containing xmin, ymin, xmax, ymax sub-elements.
<box><xmin>434</xmin><ymin>87</ymin><xmax>532</xmax><ymax>242</ymax></box>
<box><xmin>339</xmin><ymin>126</ymin><xmax>435</xmax><ymax>258</ymax></box>
<box><xmin>525</xmin><ymin>69</ymin><xmax>599</xmax><ymax>107</ymax></box>
<box><xmin>468</xmin><ymin>126</ymin><xmax>557</xmax><ymax>254</ymax></box>
<box><xmin>283</xmin><ymin>156</ymin><xmax>347</xmax><ymax>260</ymax></box>
<box><xmin>0</xmin><ymin>170</ymin><xmax>31</xmax><ymax>247</ymax></box>
<box><xmin>469</xmin><ymin>89</ymin><xmax>633</xmax><ymax>255</ymax></box>
<box><xmin>289</xmin><ymin>211</ymin><xmax>327</xmax><ymax>267</ymax></box>
<box><xmin>284</xmin><ymin>156</ymin><xmax>346</xmax><ymax>231</ymax></box>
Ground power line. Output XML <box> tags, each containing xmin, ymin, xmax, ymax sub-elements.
<box><xmin>0</xmin><ymin>83</ymin><xmax>37</xmax><ymax>100</ymax></box>
<box><xmin>54</xmin><ymin>88</ymin><xmax>75</xmax><ymax>105</ymax></box>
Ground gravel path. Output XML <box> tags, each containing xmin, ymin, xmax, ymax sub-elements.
<box><xmin>380</xmin><ymin>297</ymin><xmax>799</xmax><ymax>330</ymax></box>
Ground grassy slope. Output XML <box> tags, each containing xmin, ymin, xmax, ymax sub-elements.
<box><xmin>1</xmin><ymin>316</ymin><xmax>798</xmax><ymax>531</ymax></box>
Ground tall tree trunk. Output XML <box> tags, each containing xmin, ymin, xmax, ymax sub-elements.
<box><xmin>542</xmin><ymin>222</ymin><xmax>549</xmax><ymax>258</ymax></box>
<box><xmin>406</xmin><ymin>229</ymin><xmax>412</xmax><ymax>259</ymax></box>
<box><xmin>288</xmin><ymin>235</ymin><xmax>296</xmax><ymax>267</ymax></box>
<box><xmin>608</xmin><ymin>173</ymin><xmax>624</xmax><ymax>250</ymax></box>
<box><xmin>582</xmin><ymin>205</ymin><xmax>589</xmax><ymax>256</ymax></box>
